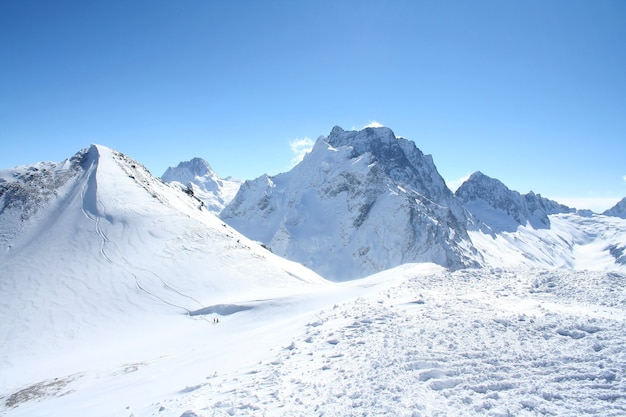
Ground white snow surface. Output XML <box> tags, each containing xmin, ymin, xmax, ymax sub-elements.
<box><xmin>2</xmin><ymin>144</ymin><xmax>626</xmax><ymax>416</ymax></box>
<box><xmin>2</xmin><ymin>262</ymin><xmax>626</xmax><ymax>417</ymax></box>
<box><xmin>469</xmin><ymin>213</ymin><xmax>626</xmax><ymax>273</ymax></box>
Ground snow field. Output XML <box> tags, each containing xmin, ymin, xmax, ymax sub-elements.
<box><xmin>142</xmin><ymin>265</ymin><xmax>626</xmax><ymax>417</ymax></box>
<box><xmin>4</xmin><ymin>262</ymin><xmax>625</xmax><ymax>416</ymax></box>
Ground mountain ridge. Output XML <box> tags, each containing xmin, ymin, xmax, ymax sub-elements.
<box><xmin>0</xmin><ymin>143</ymin><xmax>327</xmax><ymax>390</ymax></box>
<box><xmin>2</xmin><ymin>137</ymin><xmax>626</xmax><ymax>417</ymax></box>
<box><xmin>455</xmin><ymin>170</ymin><xmax>575</xmax><ymax>233</ymax></box>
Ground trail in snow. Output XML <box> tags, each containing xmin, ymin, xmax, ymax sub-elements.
<box><xmin>79</xmin><ymin>161</ymin><xmax>113</xmax><ymax>263</ymax></box>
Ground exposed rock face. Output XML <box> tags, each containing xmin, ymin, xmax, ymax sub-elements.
<box><xmin>222</xmin><ymin>126</ymin><xmax>479</xmax><ymax>281</ymax></box>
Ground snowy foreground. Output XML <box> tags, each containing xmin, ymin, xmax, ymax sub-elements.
<box><xmin>2</xmin><ymin>264</ymin><xmax>625</xmax><ymax>417</ymax></box>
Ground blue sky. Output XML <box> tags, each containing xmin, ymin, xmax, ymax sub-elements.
<box><xmin>1</xmin><ymin>0</ymin><xmax>625</xmax><ymax>212</ymax></box>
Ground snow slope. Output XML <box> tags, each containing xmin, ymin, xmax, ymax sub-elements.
<box><xmin>161</xmin><ymin>157</ymin><xmax>242</xmax><ymax>214</ymax></box>
<box><xmin>169</xmin><ymin>265</ymin><xmax>626</xmax><ymax>417</ymax></box>
<box><xmin>3</xmin><ymin>264</ymin><xmax>625</xmax><ymax>417</ymax></box>
<box><xmin>467</xmin><ymin>213</ymin><xmax>626</xmax><ymax>272</ymax></box>
<box><xmin>0</xmin><ymin>145</ymin><xmax>327</xmax><ymax>401</ymax></box>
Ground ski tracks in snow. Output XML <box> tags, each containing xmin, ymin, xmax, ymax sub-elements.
<box><xmin>164</xmin><ymin>269</ymin><xmax>626</xmax><ymax>417</ymax></box>
<box><xmin>79</xmin><ymin>165</ymin><xmax>203</xmax><ymax>314</ymax></box>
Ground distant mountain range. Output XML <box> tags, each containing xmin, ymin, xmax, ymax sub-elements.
<box><xmin>2</xmin><ymin>126</ymin><xmax>625</xmax><ymax>283</ymax></box>
<box><xmin>219</xmin><ymin>126</ymin><xmax>625</xmax><ymax>280</ymax></box>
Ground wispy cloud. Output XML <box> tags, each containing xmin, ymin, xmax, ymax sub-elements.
<box><xmin>445</xmin><ymin>173</ymin><xmax>472</xmax><ymax>192</ymax></box>
<box><xmin>289</xmin><ymin>137</ymin><xmax>315</xmax><ymax>166</ymax></box>
<box><xmin>623</xmin><ymin>175</ymin><xmax>626</xmax><ymax>183</ymax></box>
<box><xmin>363</xmin><ymin>120</ymin><xmax>384</xmax><ymax>128</ymax></box>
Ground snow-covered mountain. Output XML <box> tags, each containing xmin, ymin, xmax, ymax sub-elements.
<box><xmin>456</xmin><ymin>171</ymin><xmax>574</xmax><ymax>233</ymax></box>
<box><xmin>0</xmin><ymin>144</ymin><xmax>328</xmax><ymax>407</ymax></box>
<box><xmin>604</xmin><ymin>196</ymin><xmax>626</xmax><ymax>219</ymax></box>
<box><xmin>161</xmin><ymin>157</ymin><xmax>242</xmax><ymax>214</ymax></box>
<box><xmin>2</xmin><ymin>142</ymin><xmax>626</xmax><ymax>417</ymax></box>
<box><xmin>221</xmin><ymin>127</ymin><xmax>626</xmax><ymax>280</ymax></box>
<box><xmin>221</xmin><ymin>126</ymin><xmax>479</xmax><ymax>281</ymax></box>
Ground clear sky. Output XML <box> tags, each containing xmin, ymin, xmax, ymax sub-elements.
<box><xmin>1</xmin><ymin>0</ymin><xmax>625</xmax><ymax>212</ymax></box>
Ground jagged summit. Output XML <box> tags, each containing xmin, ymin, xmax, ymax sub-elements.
<box><xmin>162</xmin><ymin>157</ymin><xmax>216</xmax><ymax>183</ymax></box>
<box><xmin>322</xmin><ymin>126</ymin><xmax>455</xmax><ymax>204</ymax></box>
<box><xmin>330</xmin><ymin>125</ymin><xmax>344</xmax><ymax>135</ymax></box>
<box><xmin>604</xmin><ymin>197</ymin><xmax>626</xmax><ymax>219</ymax></box>
<box><xmin>327</xmin><ymin>125</ymin><xmax>396</xmax><ymax>148</ymax></box>
<box><xmin>222</xmin><ymin>126</ymin><xmax>478</xmax><ymax>281</ymax></box>
<box><xmin>161</xmin><ymin>157</ymin><xmax>242</xmax><ymax>214</ymax></box>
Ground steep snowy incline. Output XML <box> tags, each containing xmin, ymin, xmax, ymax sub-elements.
<box><xmin>222</xmin><ymin>126</ymin><xmax>478</xmax><ymax>281</ymax></box>
<box><xmin>161</xmin><ymin>157</ymin><xmax>242</xmax><ymax>214</ymax></box>
<box><xmin>0</xmin><ymin>144</ymin><xmax>328</xmax><ymax>395</ymax></box>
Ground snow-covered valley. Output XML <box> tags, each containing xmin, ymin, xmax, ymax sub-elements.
<box><xmin>2</xmin><ymin>133</ymin><xmax>626</xmax><ymax>416</ymax></box>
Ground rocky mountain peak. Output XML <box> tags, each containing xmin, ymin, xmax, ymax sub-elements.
<box><xmin>162</xmin><ymin>157</ymin><xmax>217</xmax><ymax>183</ymax></box>
<box><xmin>221</xmin><ymin>126</ymin><xmax>478</xmax><ymax>281</ymax></box>
<box><xmin>161</xmin><ymin>157</ymin><xmax>242</xmax><ymax>214</ymax></box>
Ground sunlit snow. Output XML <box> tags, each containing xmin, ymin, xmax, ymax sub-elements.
<box><xmin>1</xmin><ymin>143</ymin><xmax>625</xmax><ymax>416</ymax></box>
